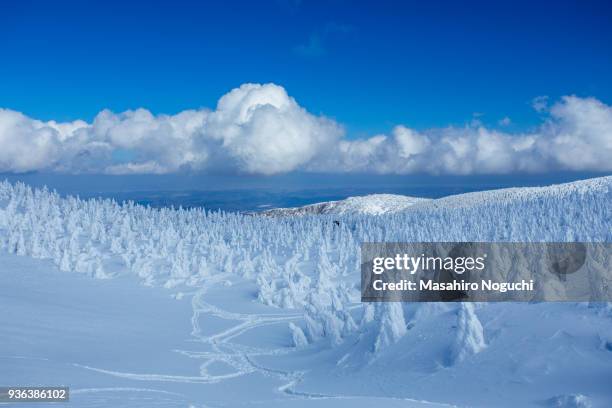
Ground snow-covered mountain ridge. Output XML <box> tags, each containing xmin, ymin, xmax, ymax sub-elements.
<box><xmin>262</xmin><ymin>175</ymin><xmax>611</xmax><ymax>216</ymax></box>
<box><xmin>262</xmin><ymin>194</ymin><xmax>429</xmax><ymax>216</ymax></box>
<box><xmin>412</xmin><ymin>175</ymin><xmax>611</xmax><ymax>211</ymax></box>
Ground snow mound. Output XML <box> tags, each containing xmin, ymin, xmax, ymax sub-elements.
<box><xmin>262</xmin><ymin>194</ymin><xmax>428</xmax><ymax>216</ymax></box>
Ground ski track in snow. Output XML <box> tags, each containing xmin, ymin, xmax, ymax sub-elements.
<box><xmin>187</xmin><ymin>274</ymin><xmax>302</xmax><ymax>390</ymax></box>
<box><xmin>75</xmin><ymin>274</ymin><xmax>455</xmax><ymax>406</ymax></box>
<box><xmin>73</xmin><ymin>271</ymin><xmax>332</xmax><ymax>401</ymax></box>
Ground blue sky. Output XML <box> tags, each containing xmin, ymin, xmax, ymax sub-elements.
<box><xmin>2</xmin><ymin>0</ymin><xmax>611</xmax><ymax>135</ymax></box>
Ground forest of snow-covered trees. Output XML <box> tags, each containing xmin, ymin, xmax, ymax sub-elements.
<box><xmin>0</xmin><ymin>177</ymin><xmax>610</xmax><ymax>353</ymax></box>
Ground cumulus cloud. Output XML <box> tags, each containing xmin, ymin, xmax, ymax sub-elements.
<box><xmin>0</xmin><ymin>83</ymin><xmax>341</xmax><ymax>175</ymax></box>
<box><xmin>312</xmin><ymin>96</ymin><xmax>612</xmax><ymax>175</ymax></box>
<box><xmin>0</xmin><ymin>84</ymin><xmax>611</xmax><ymax>175</ymax></box>
<box><xmin>206</xmin><ymin>84</ymin><xmax>342</xmax><ymax>174</ymax></box>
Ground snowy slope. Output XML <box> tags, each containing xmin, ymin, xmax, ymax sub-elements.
<box><xmin>0</xmin><ymin>252</ymin><xmax>455</xmax><ymax>408</ymax></box>
<box><xmin>411</xmin><ymin>175</ymin><xmax>612</xmax><ymax>211</ymax></box>
<box><xmin>261</xmin><ymin>194</ymin><xmax>428</xmax><ymax>216</ymax></box>
<box><xmin>0</xmin><ymin>176</ymin><xmax>611</xmax><ymax>407</ymax></box>
<box><xmin>263</xmin><ymin>176</ymin><xmax>610</xmax><ymax>217</ymax></box>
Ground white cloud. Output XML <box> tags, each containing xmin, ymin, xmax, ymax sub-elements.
<box><xmin>313</xmin><ymin>95</ymin><xmax>612</xmax><ymax>175</ymax></box>
<box><xmin>0</xmin><ymin>84</ymin><xmax>611</xmax><ymax>175</ymax></box>
<box><xmin>206</xmin><ymin>83</ymin><xmax>343</xmax><ymax>174</ymax></box>
<box><xmin>540</xmin><ymin>96</ymin><xmax>612</xmax><ymax>171</ymax></box>
<box><xmin>0</xmin><ymin>109</ymin><xmax>63</xmax><ymax>172</ymax></box>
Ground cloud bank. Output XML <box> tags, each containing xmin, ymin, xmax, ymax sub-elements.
<box><xmin>1</xmin><ymin>83</ymin><xmax>611</xmax><ymax>175</ymax></box>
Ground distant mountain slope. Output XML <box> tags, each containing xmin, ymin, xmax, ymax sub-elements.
<box><xmin>262</xmin><ymin>176</ymin><xmax>611</xmax><ymax>216</ymax></box>
<box><xmin>261</xmin><ymin>194</ymin><xmax>429</xmax><ymax>216</ymax></box>
<box><xmin>410</xmin><ymin>175</ymin><xmax>611</xmax><ymax>211</ymax></box>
